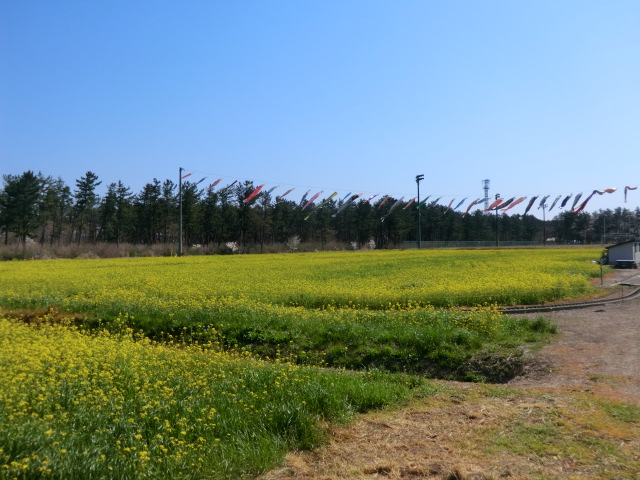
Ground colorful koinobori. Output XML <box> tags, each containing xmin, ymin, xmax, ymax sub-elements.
<box><xmin>444</xmin><ymin>198</ymin><xmax>455</xmax><ymax>213</ymax></box>
<box><xmin>463</xmin><ymin>198</ymin><xmax>481</xmax><ymax>217</ymax></box>
<box><xmin>306</xmin><ymin>192</ymin><xmax>338</xmax><ymax>220</ymax></box>
<box><xmin>177</xmin><ymin>172</ymin><xmax>637</xmax><ymax>220</ymax></box>
<box><xmin>243</xmin><ymin>184</ymin><xmax>264</xmax><ymax>204</ymax></box>
<box><xmin>403</xmin><ymin>198</ymin><xmax>417</xmax><ymax>210</ymax></box>
<box><xmin>302</xmin><ymin>191</ymin><xmax>323</xmax><ymax>211</ymax></box>
<box><xmin>333</xmin><ymin>193</ymin><xmax>363</xmax><ymax>217</ymax></box>
<box><xmin>523</xmin><ymin>196</ymin><xmax>539</xmax><ymax>215</ymax></box>
<box><xmin>548</xmin><ymin>195</ymin><xmax>561</xmax><ymax>211</ymax></box>
<box><xmin>381</xmin><ymin>197</ymin><xmax>404</xmax><ymax>222</ymax></box>
<box><xmin>503</xmin><ymin>196</ymin><xmax>527</xmax><ymax>213</ymax></box>
<box><xmin>453</xmin><ymin>198</ymin><xmax>467</xmax><ymax>211</ymax></box>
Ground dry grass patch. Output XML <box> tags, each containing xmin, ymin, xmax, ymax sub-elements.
<box><xmin>258</xmin><ymin>382</ymin><xmax>640</xmax><ymax>480</ymax></box>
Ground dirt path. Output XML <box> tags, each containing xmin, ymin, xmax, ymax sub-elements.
<box><xmin>509</xmin><ymin>286</ymin><xmax>640</xmax><ymax>404</ymax></box>
<box><xmin>259</xmin><ymin>271</ymin><xmax>640</xmax><ymax>480</ymax></box>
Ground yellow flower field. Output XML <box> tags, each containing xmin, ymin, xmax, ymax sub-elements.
<box><xmin>0</xmin><ymin>248</ymin><xmax>603</xmax><ymax>312</ymax></box>
<box><xmin>0</xmin><ymin>314</ymin><xmax>411</xmax><ymax>479</ymax></box>
<box><xmin>0</xmin><ymin>248</ymin><xmax>594</xmax><ymax>478</ymax></box>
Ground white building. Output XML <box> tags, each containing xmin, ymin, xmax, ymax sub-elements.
<box><xmin>605</xmin><ymin>238</ymin><xmax>640</xmax><ymax>264</ymax></box>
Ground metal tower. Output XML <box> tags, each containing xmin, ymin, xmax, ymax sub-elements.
<box><xmin>482</xmin><ymin>179</ymin><xmax>490</xmax><ymax>209</ymax></box>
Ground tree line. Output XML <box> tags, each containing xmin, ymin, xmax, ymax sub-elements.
<box><xmin>1</xmin><ymin>170</ymin><xmax>638</xmax><ymax>253</ymax></box>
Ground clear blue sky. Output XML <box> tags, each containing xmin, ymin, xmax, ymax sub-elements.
<box><xmin>2</xmin><ymin>1</ymin><xmax>639</xmax><ymax>218</ymax></box>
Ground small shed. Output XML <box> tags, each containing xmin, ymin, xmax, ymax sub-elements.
<box><xmin>605</xmin><ymin>238</ymin><xmax>640</xmax><ymax>264</ymax></box>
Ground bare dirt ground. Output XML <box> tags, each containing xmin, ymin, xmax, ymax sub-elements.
<box><xmin>509</xmin><ymin>268</ymin><xmax>640</xmax><ymax>405</ymax></box>
<box><xmin>259</xmin><ymin>270</ymin><xmax>640</xmax><ymax>480</ymax></box>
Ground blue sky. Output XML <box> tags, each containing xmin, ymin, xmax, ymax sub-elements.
<box><xmin>2</xmin><ymin>1</ymin><xmax>639</xmax><ymax>218</ymax></box>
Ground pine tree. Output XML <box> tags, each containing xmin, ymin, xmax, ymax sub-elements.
<box><xmin>98</xmin><ymin>181</ymin><xmax>131</xmax><ymax>244</ymax></box>
<box><xmin>0</xmin><ymin>171</ymin><xmax>42</xmax><ymax>244</ymax></box>
<box><xmin>39</xmin><ymin>176</ymin><xmax>72</xmax><ymax>245</ymax></box>
<box><xmin>72</xmin><ymin>171</ymin><xmax>102</xmax><ymax>244</ymax></box>
<box><xmin>134</xmin><ymin>180</ymin><xmax>162</xmax><ymax>244</ymax></box>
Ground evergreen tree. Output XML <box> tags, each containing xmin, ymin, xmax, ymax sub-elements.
<box><xmin>159</xmin><ymin>180</ymin><xmax>177</xmax><ymax>244</ymax></box>
<box><xmin>99</xmin><ymin>181</ymin><xmax>132</xmax><ymax>244</ymax></box>
<box><xmin>0</xmin><ymin>171</ymin><xmax>42</xmax><ymax>244</ymax></box>
<box><xmin>39</xmin><ymin>176</ymin><xmax>72</xmax><ymax>245</ymax></box>
<box><xmin>271</xmin><ymin>199</ymin><xmax>298</xmax><ymax>244</ymax></box>
<box><xmin>235</xmin><ymin>181</ymin><xmax>260</xmax><ymax>247</ymax></box>
<box><xmin>72</xmin><ymin>171</ymin><xmax>102</xmax><ymax>244</ymax></box>
<box><xmin>218</xmin><ymin>188</ymin><xmax>239</xmax><ymax>245</ymax></box>
<box><xmin>134</xmin><ymin>179</ymin><xmax>162</xmax><ymax>244</ymax></box>
<box><xmin>180</xmin><ymin>181</ymin><xmax>202</xmax><ymax>247</ymax></box>
<box><xmin>256</xmin><ymin>189</ymin><xmax>274</xmax><ymax>253</ymax></box>
<box><xmin>3</xmin><ymin>168</ymin><xmax>632</xmax><ymax>252</ymax></box>
<box><xmin>114</xmin><ymin>182</ymin><xmax>133</xmax><ymax>245</ymax></box>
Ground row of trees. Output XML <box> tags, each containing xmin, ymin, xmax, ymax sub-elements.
<box><xmin>1</xmin><ymin>170</ymin><xmax>639</xmax><ymax>252</ymax></box>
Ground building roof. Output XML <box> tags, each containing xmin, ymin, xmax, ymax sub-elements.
<box><xmin>606</xmin><ymin>238</ymin><xmax>639</xmax><ymax>249</ymax></box>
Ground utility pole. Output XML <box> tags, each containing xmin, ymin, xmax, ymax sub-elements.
<box><xmin>541</xmin><ymin>201</ymin><xmax>547</xmax><ymax>246</ymax></box>
<box><xmin>416</xmin><ymin>174</ymin><xmax>424</xmax><ymax>248</ymax></box>
<box><xmin>495</xmin><ymin>193</ymin><xmax>500</xmax><ymax>247</ymax></box>
<box><xmin>178</xmin><ymin>167</ymin><xmax>183</xmax><ymax>256</ymax></box>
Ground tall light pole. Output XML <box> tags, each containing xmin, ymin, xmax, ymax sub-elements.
<box><xmin>494</xmin><ymin>193</ymin><xmax>500</xmax><ymax>247</ymax></box>
<box><xmin>178</xmin><ymin>167</ymin><xmax>183</xmax><ymax>257</ymax></box>
<box><xmin>416</xmin><ymin>174</ymin><xmax>424</xmax><ymax>248</ymax></box>
<box><xmin>541</xmin><ymin>200</ymin><xmax>547</xmax><ymax>246</ymax></box>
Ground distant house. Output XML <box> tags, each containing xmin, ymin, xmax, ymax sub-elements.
<box><xmin>605</xmin><ymin>238</ymin><xmax>640</xmax><ymax>264</ymax></box>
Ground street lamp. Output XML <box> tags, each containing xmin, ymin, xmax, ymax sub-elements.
<box><xmin>541</xmin><ymin>201</ymin><xmax>547</xmax><ymax>246</ymax></box>
<box><xmin>495</xmin><ymin>193</ymin><xmax>500</xmax><ymax>247</ymax></box>
<box><xmin>416</xmin><ymin>174</ymin><xmax>424</xmax><ymax>248</ymax></box>
<box><xmin>178</xmin><ymin>167</ymin><xmax>184</xmax><ymax>257</ymax></box>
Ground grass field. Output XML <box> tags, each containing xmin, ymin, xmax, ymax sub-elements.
<box><xmin>0</xmin><ymin>248</ymin><xmax>607</xmax><ymax>478</ymax></box>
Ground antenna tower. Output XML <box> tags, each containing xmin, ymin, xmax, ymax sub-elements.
<box><xmin>482</xmin><ymin>179</ymin><xmax>490</xmax><ymax>209</ymax></box>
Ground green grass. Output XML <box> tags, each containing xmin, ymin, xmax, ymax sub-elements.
<box><xmin>0</xmin><ymin>249</ymin><xmax>600</xmax><ymax>478</ymax></box>
<box><xmin>0</xmin><ymin>316</ymin><xmax>420</xmax><ymax>479</ymax></box>
<box><xmin>481</xmin><ymin>393</ymin><xmax>640</xmax><ymax>478</ymax></box>
<box><xmin>48</xmin><ymin>304</ymin><xmax>553</xmax><ymax>382</ymax></box>
<box><xmin>0</xmin><ymin>250</ymin><xmax>581</xmax><ymax>379</ymax></box>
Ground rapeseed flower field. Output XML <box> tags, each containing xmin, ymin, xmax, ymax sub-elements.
<box><xmin>0</xmin><ymin>248</ymin><xmax>601</xmax><ymax>312</ymax></box>
<box><xmin>0</xmin><ymin>315</ymin><xmax>412</xmax><ymax>479</ymax></box>
<box><xmin>0</xmin><ymin>248</ymin><xmax>602</xmax><ymax>478</ymax></box>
